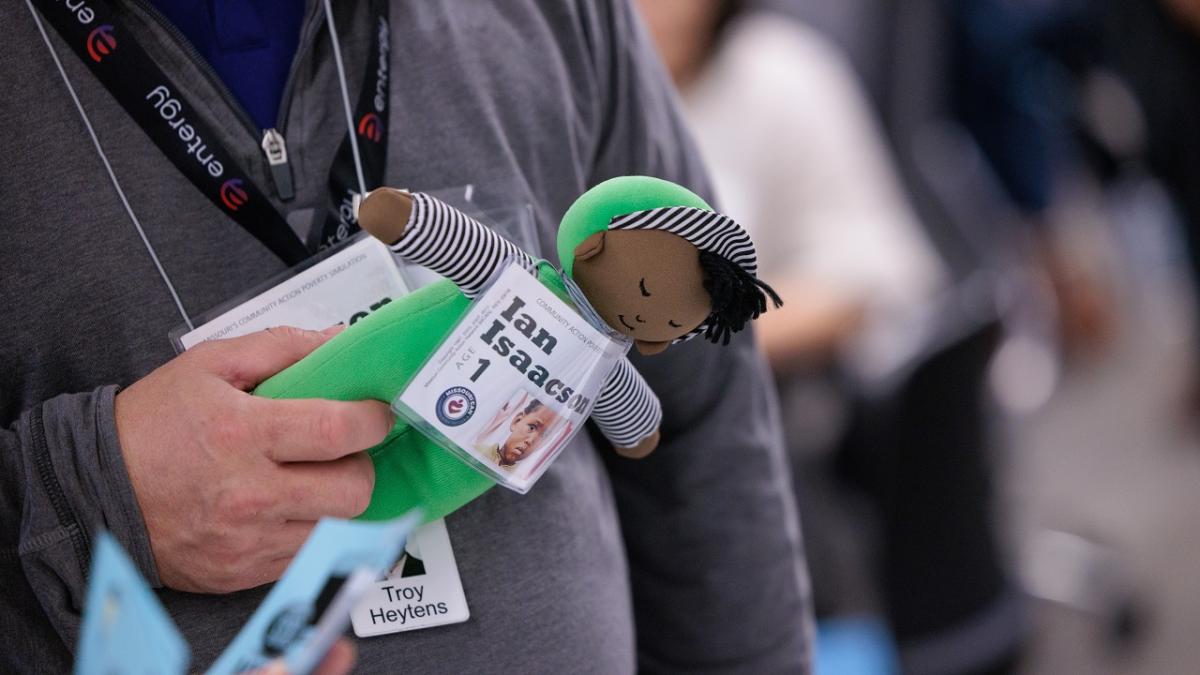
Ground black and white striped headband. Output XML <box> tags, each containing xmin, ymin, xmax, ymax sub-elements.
<box><xmin>608</xmin><ymin>206</ymin><xmax>759</xmax><ymax>278</ymax></box>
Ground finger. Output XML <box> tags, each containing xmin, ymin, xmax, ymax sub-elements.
<box><xmin>256</xmin><ymin>398</ymin><xmax>394</xmax><ymax>463</ymax></box>
<box><xmin>241</xmin><ymin>637</ymin><xmax>356</xmax><ymax>675</ymax></box>
<box><xmin>314</xmin><ymin>639</ymin><xmax>357</xmax><ymax>675</ymax></box>
<box><xmin>243</xmin><ymin>659</ymin><xmax>288</xmax><ymax>675</ymax></box>
<box><xmin>199</xmin><ymin>325</ymin><xmax>345</xmax><ymax>390</ymax></box>
<box><xmin>274</xmin><ymin>453</ymin><xmax>376</xmax><ymax>520</ymax></box>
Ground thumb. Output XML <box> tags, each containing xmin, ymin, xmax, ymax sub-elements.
<box><xmin>198</xmin><ymin>325</ymin><xmax>345</xmax><ymax>390</ymax></box>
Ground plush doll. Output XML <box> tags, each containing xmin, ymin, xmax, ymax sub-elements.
<box><xmin>255</xmin><ymin>176</ymin><xmax>779</xmax><ymax>523</ymax></box>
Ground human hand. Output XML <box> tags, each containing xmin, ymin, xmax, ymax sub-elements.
<box><xmin>245</xmin><ymin>637</ymin><xmax>357</xmax><ymax>675</ymax></box>
<box><xmin>1034</xmin><ymin>228</ymin><xmax>1115</xmax><ymax>358</ymax></box>
<box><xmin>115</xmin><ymin>327</ymin><xmax>394</xmax><ymax>594</ymax></box>
<box><xmin>1164</xmin><ymin>0</ymin><xmax>1200</xmax><ymax>35</ymax></box>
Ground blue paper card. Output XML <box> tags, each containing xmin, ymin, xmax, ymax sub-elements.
<box><xmin>74</xmin><ymin>512</ymin><xmax>421</xmax><ymax>675</ymax></box>
<box><xmin>74</xmin><ymin>532</ymin><xmax>190</xmax><ymax>675</ymax></box>
<box><xmin>207</xmin><ymin>512</ymin><xmax>422</xmax><ymax>675</ymax></box>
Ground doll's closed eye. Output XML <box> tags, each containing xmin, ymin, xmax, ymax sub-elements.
<box><xmin>668</xmin><ymin>320</ymin><xmax>682</xmax><ymax>328</ymax></box>
<box><xmin>639</xmin><ymin>278</ymin><xmax>651</xmax><ymax>297</ymax></box>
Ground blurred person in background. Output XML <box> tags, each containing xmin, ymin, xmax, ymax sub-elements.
<box><xmin>950</xmin><ymin>0</ymin><xmax>1116</xmax><ymax>357</ymax></box>
<box><xmin>1105</xmin><ymin>0</ymin><xmax>1200</xmax><ymax>409</ymax></box>
<box><xmin>639</xmin><ymin>0</ymin><xmax>943</xmax><ymax>371</ymax></box>
<box><xmin>635</xmin><ymin>2</ymin><xmax>1023</xmax><ymax>674</ymax></box>
<box><xmin>955</xmin><ymin>0</ymin><xmax>1200</xmax><ymax>407</ymax></box>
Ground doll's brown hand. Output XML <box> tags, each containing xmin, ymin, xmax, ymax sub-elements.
<box><xmin>613</xmin><ymin>430</ymin><xmax>660</xmax><ymax>459</ymax></box>
<box><xmin>358</xmin><ymin>188</ymin><xmax>414</xmax><ymax>245</ymax></box>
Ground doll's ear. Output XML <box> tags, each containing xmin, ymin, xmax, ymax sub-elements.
<box><xmin>635</xmin><ymin>339</ymin><xmax>671</xmax><ymax>355</ymax></box>
<box><xmin>573</xmin><ymin>231</ymin><xmax>606</xmax><ymax>263</ymax></box>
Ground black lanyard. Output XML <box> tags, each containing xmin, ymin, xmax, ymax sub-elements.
<box><xmin>318</xmin><ymin>1</ymin><xmax>390</xmax><ymax>251</ymax></box>
<box><xmin>32</xmin><ymin>0</ymin><xmax>389</xmax><ymax>266</ymax></box>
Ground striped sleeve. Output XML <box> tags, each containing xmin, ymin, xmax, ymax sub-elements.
<box><xmin>590</xmin><ymin>358</ymin><xmax>662</xmax><ymax>449</ymax></box>
<box><xmin>389</xmin><ymin>192</ymin><xmax>536</xmax><ymax>298</ymax></box>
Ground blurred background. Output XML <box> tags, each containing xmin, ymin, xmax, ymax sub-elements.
<box><xmin>633</xmin><ymin>1</ymin><xmax>1200</xmax><ymax>674</ymax></box>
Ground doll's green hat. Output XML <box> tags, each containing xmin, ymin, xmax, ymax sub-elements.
<box><xmin>556</xmin><ymin>175</ymin><xmax>775</xmax><ymax>346</ymax></box>
<box><xmin>557</xmin><ymin>175</ymin><xmax>713</xmax><ymax>277</ymax></box>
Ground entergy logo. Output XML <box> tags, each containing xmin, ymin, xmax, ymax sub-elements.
<box><xmin>435</xmin><ymin>387</ymin><xmax>476</xmax><ymax>427</ymax></box>
<box><xmin>220</xmin><ymin>179</ymin><xmax>248</xmax><ymax>212</ymax></box>
<box><xmin>357</xmin><ymin>113</ymin><xmax>383</xmax><ymax>143</ymax></box>
<box><xmin>86</xmin><ymin>25</ymin><xmax>116</xmax><ymax>63</ymax></box>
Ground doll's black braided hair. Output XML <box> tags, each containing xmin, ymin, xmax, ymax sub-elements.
<box><xmin>698</xmin><ymin>250</ymin><xmax>783</xmax><ymax>345</ymax></box>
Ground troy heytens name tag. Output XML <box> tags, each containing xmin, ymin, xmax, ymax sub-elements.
<box><xmin>174</xmin><ymin>235</ymin><xmax>408</xmax><ymax>350</ymax></box>
<box><xmin>351</xmin><ymin>518</ymin><xmax>470</xmax><ymax>637</ymax></box>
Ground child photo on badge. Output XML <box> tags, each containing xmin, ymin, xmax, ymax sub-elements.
<box><xmin>470</xmin><ymin>389</ymin><xmax>567</xmax><ymax>480</ymax></box>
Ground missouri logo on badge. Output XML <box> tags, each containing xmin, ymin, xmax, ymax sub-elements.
<box><xmin>435</xmin><ymin>387</ymin><xmax>476</xmax><ymax>426</ymax></box>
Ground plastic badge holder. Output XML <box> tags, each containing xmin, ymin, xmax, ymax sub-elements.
<box><xmin>392</xmin><ymin>261</ymin><xmax>630</xmax><ymax>493</ymax></box>
<box><xmin>169</xmin><ymin>230</ymin><xmax>412</xmax><ymax>352</ymax></box>
<box><xmin>169</xmin><ymin>186</ymin><xmax>537</xmax><ymax>352</ymax></box>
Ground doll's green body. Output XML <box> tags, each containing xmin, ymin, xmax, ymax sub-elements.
<box><xmin>255</xmin><ymin>264</ymin><xmax>571</xmax><ymax>523</ymax></box>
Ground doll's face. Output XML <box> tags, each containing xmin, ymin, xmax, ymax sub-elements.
<box><xmin>571</xmin><ymin>230</ymin><xmax>711</xmax><ymax>355</ymax></box>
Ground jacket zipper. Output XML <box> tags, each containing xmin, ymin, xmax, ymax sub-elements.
<box><xmin>264</xmin><ymin>0</ymin><xmax>328</xmax><ymax>201</ymax></box>
<box><xmin>124</xmin><ymin>0</ymin><xmax>328</xmax><ymax>202</ymax></box>
<box><xmin>30</xmin><ymin>407</ymin><xmax>92</xmax><ymax>583</ymax></box>
<box><xmin>260</xmin><ymin>129</ymin><xmax>295</xmax><ymax>200</ymax></box>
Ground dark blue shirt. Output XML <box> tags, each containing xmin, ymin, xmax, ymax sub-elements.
<box><xmin>151</xmin><ymin>0</ymin><xmax>306</xmax><ymax>130</ymax></box>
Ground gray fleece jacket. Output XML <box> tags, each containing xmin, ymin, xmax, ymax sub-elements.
<box><xmin>0</xmin><ymin>1</ymin><xmax>812</xmax><ymax>672</ymax></box>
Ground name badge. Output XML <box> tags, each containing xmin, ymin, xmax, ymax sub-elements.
<box><xmin>172</xmin><ymin>235</ymin><xmax>408</xmax><ymax>350</ymax></box>
<box><xmin>394</xmin><ymin>262</ymin><xmax>628</xmax><ymax>493</ymax></box>
<box><xmin>171</xmin><ymin>238</ymin><xmax>470</xmax><ymax>636</ymax></box>
<box><xmin>350</xmin><ymin>518</ymin><xmax>470</xmax><ymax>637</ymax></box>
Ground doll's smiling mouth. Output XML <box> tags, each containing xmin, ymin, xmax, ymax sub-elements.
<box><xmin>617</xmin><ymin>314</ymin><xmax>636</xmax><ymax>330</ymax></box>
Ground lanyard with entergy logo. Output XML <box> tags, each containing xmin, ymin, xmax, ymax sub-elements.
<box><xmin>30</xmin><ymin>0</ymin><xmax>390</xmax><ymax>266</ymax></box>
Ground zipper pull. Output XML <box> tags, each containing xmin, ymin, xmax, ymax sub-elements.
<box><xmin>261</xmin><ymin>128</ymin><xmax>295</xmax><ymax>201</ymax></box>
